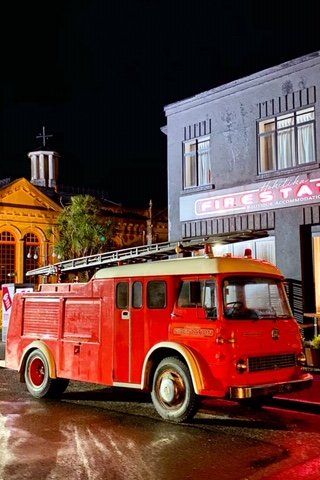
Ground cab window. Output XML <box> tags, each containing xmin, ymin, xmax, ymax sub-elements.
<box><xmin>116</xmin><ymin>282</ymin><xmax>129</xmax><ymax>308</ymax></box>
<box><xmin>147</xmin><ymin>280</ymin><xmax>167</xmax><ymax>308</ymax></box>
<box><xmin>178</xmin><ymin>280</ymin><xmax>216</xmax><ymax>317</ymax></box>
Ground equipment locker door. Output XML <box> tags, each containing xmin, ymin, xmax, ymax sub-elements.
<box><xmin>113</xmin><ymin>279</ymin><xmax>145</xmax><ymax>384</ymax></box>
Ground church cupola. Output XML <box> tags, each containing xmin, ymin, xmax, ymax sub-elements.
<box><xmin>28</xmin><ymin>126</ymin><xmax>60</xmax><ymax>189</ymax></box>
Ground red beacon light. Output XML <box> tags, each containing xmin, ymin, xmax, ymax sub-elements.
<box><xmin>244</xmin><ymin>248</ymin><xmax>252</xmax><ymax>258</ymax></box>
<box><xmin>204</xmin><ymin>243</ymin><xmax>213</xmax><ymax>257</ymax></box>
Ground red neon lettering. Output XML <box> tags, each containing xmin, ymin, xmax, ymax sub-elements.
<box><xmin>259</xmin><ymin>191</ymin><xmax>273</xmax><ymax>202</ymax></box>
<box><xmin>196</xmin><ymin>177</ymin><xmax>320</xmax><ymax>217</ymax></box>
<box><xmin>241</xmin><ymin>194</ymin><xmax>253</xmax><ymax>205</ymax></box>
<box><xmin>279</xmin><ymin>187</ymin><xmax>292</xmax><ymax>199</ymax></box>
<box><xmin>296</xmin><ymin>184</ymin><xmax>313</xmax><ymax>197</ymax></box>
<box><xmin>224</xmin><ymin>197</ymin><xmax>236</xmax><ymax>208</ymax></box>
<box><xmin>200</xmin><ymin>200</ymin><xmax>213</xmax><ymax>212</ymax></box>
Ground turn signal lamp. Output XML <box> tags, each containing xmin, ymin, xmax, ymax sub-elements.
<box><xmin>236</xmin><ymin>359</ymin><xmax>247</xmax><ymax>373</ymax></box>
<box><xmin>297</xmin><ymin>352</ymin><xmax>307</xmax><ymax>365</ymax></box>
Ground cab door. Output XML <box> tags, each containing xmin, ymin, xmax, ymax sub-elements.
<box><xmin>171</xmin><ymin>277</ymin><xmax>217</xmax><ymax>322</ymax></box>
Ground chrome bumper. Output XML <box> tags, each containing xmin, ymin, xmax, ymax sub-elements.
<box><xmin>230</xmin><ymin>374</ymin><xmax>313</xmax><ymax>399</ymax></box>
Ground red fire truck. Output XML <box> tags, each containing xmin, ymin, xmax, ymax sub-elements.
<box><xmin>5</xmin><ymin>237</ymin><xmax>312</xmax><ymax>422</ymax></box>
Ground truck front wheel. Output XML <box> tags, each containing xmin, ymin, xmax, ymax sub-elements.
<box><xmin>151</xmin><ymin>357</ymin><xmax>199</xmax><ymax>423</ymax></box>
<box><xmin>24</xmin><ymin>349</ymin><xmax>67</xmax><ymax>398</ymax></box>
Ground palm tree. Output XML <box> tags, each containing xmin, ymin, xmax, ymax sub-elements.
<box><xmin>52</xmin><ymin>195</ymin><xmax>114</xmax><ymax>261</ymax></box>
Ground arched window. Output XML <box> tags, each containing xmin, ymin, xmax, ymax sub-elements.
<box><xmin>24</xmin><ymin>233</ymin><xmax>40</xmax><ymax>281</ymax></box>
<box><xmin>0</xmin><ymin>231</ymin><xmax>16</xmax><ymax>285</ymax></box>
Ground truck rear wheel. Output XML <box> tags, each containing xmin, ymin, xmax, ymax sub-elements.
<box><xmin>151</xmin><ymin>356</ymin><xmax>199</xmax><ymax>423</ymax></box>
<box><xmin>24</xmin><ymin>349</ymin><xmax>68</xmax><ymax>398</ymax></box>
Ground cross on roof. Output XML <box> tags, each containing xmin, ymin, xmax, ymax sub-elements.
<box><xmin>36</xmin><ymin>126</ymin><xmax>53</xmax><ymax>148</ymax></box>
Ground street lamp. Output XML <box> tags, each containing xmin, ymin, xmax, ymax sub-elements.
<box><xmin>27</xmin><ymin>246</ymin><xmax>39</xmax><ymax>260</ymax></box>
<box><xmin>27</xmin><ymin>245</ymin><xmax>60</xmax><ymax>262</ymax></box>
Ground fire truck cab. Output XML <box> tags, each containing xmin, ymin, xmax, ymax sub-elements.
<box><xmin>5</xmin><ymin>243</ymin><xmax>312</xmax><ymax>422</ymax></box>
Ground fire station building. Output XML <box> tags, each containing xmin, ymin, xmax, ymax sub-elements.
<box><xmin>163</xmin><ymin>51</ymin><xmax>320</xmax><ymax>324</ymax></box>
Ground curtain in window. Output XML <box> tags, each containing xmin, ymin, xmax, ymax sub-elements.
<box><xmin>198</xmin><ymin>140</ymin><xmax>211</xmax><ymax>185</ymax></box>
<box><xmin>297</xmin><ymin>112</ymin><xmax>315</xmax><ymax>164</ymax></box>
<box><xmin>259</xmin><ymin>121</ymin><xmax>276</xmax><ymax>172</ymax></box>
<box><xmin>184</xmin><ymin>143</ymin><xmax>197</xmax><ymax>188</ymax></box>
<box><xmin>277</xmin><ymin>116</ymin><xmax>295</xmax><ymax>169</ymax></box>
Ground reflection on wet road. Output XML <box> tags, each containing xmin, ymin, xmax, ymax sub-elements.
<box><xmin>1</xmin><ymin>368</ymin><xmax>320</xmax><ymax>479</ymax></box>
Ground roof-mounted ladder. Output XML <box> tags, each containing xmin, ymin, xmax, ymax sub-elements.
<box><xmin>26</xmin><ymin>229</ymin><xmax>268</xmax><ymax>277</ymax></box>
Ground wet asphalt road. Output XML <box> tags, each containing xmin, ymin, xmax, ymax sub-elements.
<box><xmin>1</xmin><ymin>365</ymin><xmax>320</xmax><ymax>480</ymax></box>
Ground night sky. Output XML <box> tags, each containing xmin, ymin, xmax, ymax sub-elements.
<box><xmin>1</xmin><ymin>0</ymin><xmax>319</xmax><ymax>209</ymax></box>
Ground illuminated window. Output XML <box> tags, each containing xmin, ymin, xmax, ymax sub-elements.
<box><xmin>183</xmin><ymin>137</ymin><xmax>211</xmax><ymax>188</ymax></box>
<box><xmin>24</xmin><ymin>233</ymin><xmax>40</xmax><ymax>281</ymax></box>
<box><xmin>0</xmin><ymin>231</ymin><xmax>16</xmax><ymax>285</ymax></box>
<box><xmin>258</xmin><ymin>107</ymin><xmax>315</xmax><ymax>173</ymax></box>
<box><xmin>313</xmin><ymin>234</ymin><xmax>320</xmax><ymax>312</ymax></box>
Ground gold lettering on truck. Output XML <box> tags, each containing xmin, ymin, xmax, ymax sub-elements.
<box><xmin>172</xmin><ymin>327</ymin><xmax>214</xmax><ymax>337</ymax></box>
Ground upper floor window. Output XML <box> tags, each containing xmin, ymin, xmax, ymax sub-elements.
<box><xmin>183</xmin><ymin>137</ymin><xmax>211</xmax><ymax>188</ymax></box>
<box><xmin>258</xmin><ymin>107</ymin><xmax>316</xmax><ymax>173</ymax></box>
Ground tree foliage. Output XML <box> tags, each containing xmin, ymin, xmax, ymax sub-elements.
<box><xmin>52</xmin><ymin>195</ymin><xmax>114</xmax><ymax>260</ymax></box>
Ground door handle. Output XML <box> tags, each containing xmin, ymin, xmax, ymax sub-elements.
<box><xmin>121</xmin><ymin>310</ymin><xmax>130</xmax><ymax>320</ymax></box>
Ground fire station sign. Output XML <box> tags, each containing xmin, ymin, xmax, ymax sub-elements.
<box><xmin>180</xmin><ymin>172</ymin><xmax>320</xmax><ymax>221</ymax></box>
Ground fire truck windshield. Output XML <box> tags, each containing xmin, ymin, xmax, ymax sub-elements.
<box><xmin>223</xmin><ymin>276</ymin><xmax>292</xmax><ymax>319</ymax></box>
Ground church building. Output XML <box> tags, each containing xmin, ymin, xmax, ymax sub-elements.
<box><xmin>0</xmin><ymin>129</ymin><xmax>167</xmax><ymax>291</ymax></box>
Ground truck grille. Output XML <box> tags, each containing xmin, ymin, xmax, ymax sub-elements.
<box><xmin>248</xmin><ymin>353</ymin><xmax>296</xmax><ymax>372</ymax></box>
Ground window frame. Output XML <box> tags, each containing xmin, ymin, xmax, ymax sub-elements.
<box><xmin>258</xmin><ymin>107</ymin><xmax>316</xmax><ymax>174</ymax></box>
<box><xmin>132</xmin><ymin>281</ymin><xmax>143</xmax><ymax>309</ymax></box>
<box><xmin>0</xmin><ymin>231</ymin><xmax>16</xmax><ymax>285</ymax></box>
<box><xmin>183</xmin><ymin>136</ymin><xmax>211</xmax><ymax>189</ymax></box>
<box><xmin>116</xmin><ymin>282</ymin><xmax>129</xmax><ymax>309</ymax></box>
